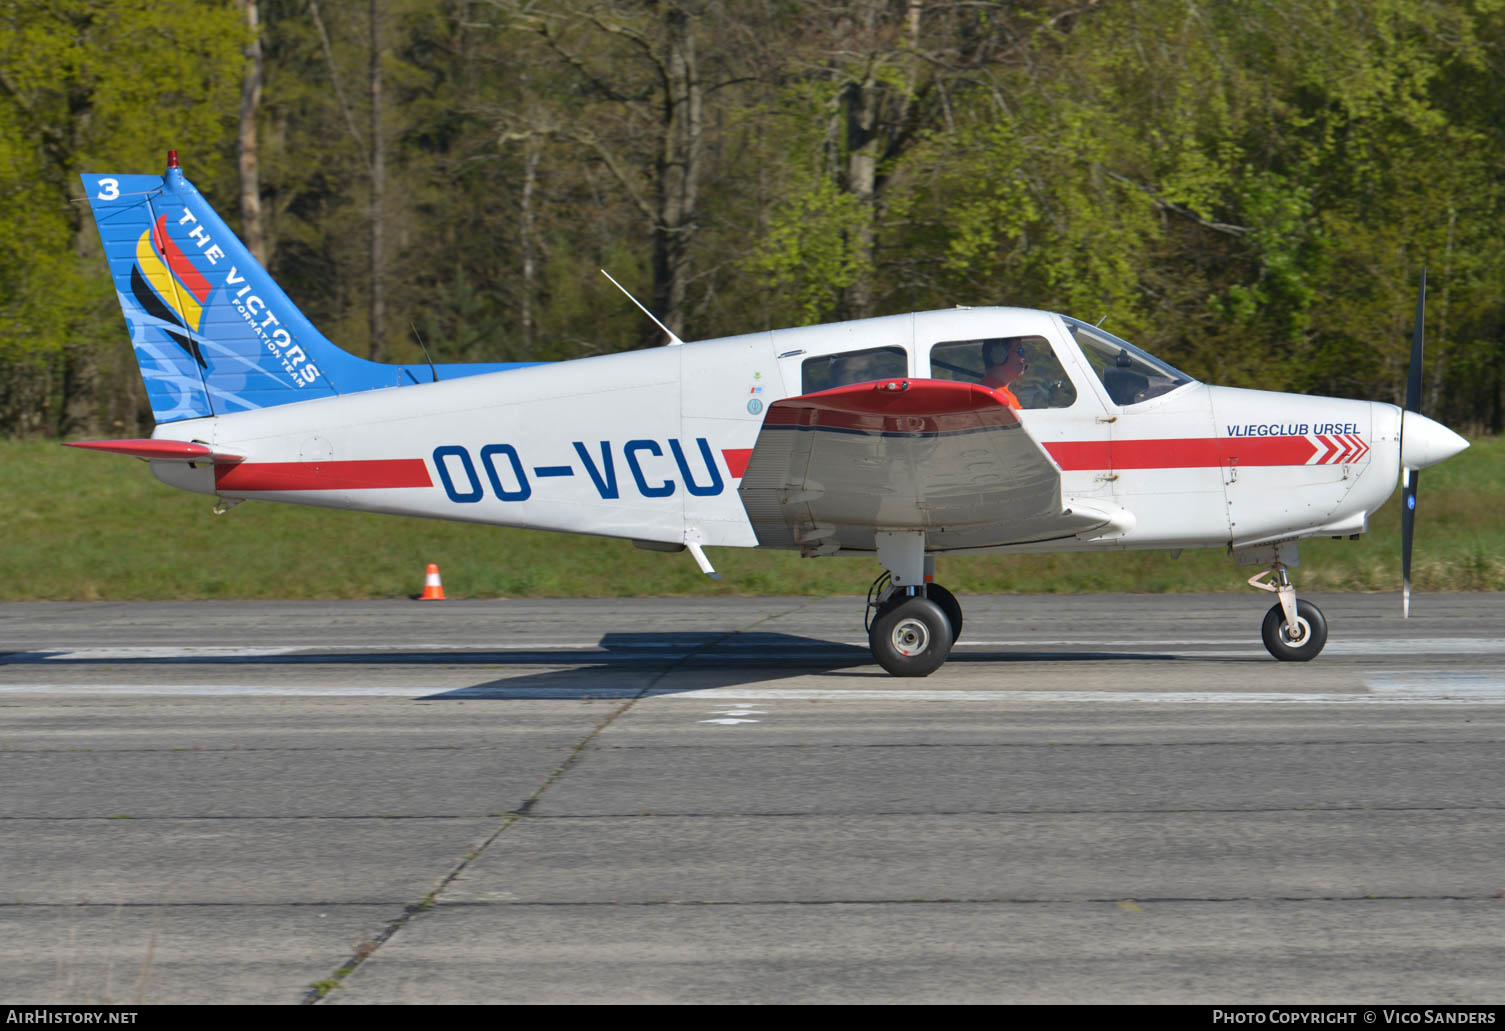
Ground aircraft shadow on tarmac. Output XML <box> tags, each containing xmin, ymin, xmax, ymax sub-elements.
<box><xmin>417</xmin><ymin>632</ymin><xmax>1187</xmax><ymax>699</ymax></box>
<box><xmin>2</xmin><ymin>632</ymin><xmax>1191</xmax><ymax>699</ymax></box>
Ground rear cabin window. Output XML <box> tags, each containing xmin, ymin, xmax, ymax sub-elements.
<box><xmin>801</xmin><ymin>346</ymin><xmax>908</xmax><ymax>394</ymax></box>
<box><xmin>928</xmin><ymin>336</ymin><xmax>1077</xmax><ymax>409</ymax></box>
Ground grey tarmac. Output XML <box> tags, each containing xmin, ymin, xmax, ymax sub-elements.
<box><xmin>0</xmin><ymin>593</ymin><xmax>1502</xmax><ymax>1004</ymax></box>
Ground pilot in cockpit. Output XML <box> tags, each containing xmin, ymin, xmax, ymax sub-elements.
<box><xmin>980</xmin><ymin>338</ymin><xmax>1029</xmax><ymax>406</ymax></box>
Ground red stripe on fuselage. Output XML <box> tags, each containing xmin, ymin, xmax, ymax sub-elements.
<box><xmin>151</xmin><ymin>216</ymin><xmax>212</xmax><ymax>303</ymax></box>
<box><xmin>1044</xmin><ymin>436</ymin><xmax>1320</xmax><ymax>471</ymax></box>
<box><xmin>214</xmin><ymin>459</ymin><xmax>433</xmax><ymax>491</ymax></box>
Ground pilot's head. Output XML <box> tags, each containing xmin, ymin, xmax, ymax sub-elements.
<box><xmin>982</xmin><ymin>338</ymin><xmax>1028</xmax><ymax>383</ymax></box>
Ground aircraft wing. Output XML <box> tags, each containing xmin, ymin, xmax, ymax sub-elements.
<box><xmin>737</xmin><ymin>379</ymin><xmax>1114</xmax><ymax>553</ymax></box>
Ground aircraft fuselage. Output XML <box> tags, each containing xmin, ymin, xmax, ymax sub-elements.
<box><xmin>148</xmin><ymin>307</ymin><xmax>1401</xmax><ymax>560</ymax></box>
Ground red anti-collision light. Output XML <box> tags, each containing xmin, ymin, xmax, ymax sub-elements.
<box><xmin>166</xmin><ymin>150</ymin><xmax>179</xmax><ymax>168</ymax></box>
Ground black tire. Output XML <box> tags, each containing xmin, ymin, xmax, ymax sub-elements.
<box><xmin>1260</xmin><ymin>599</ymin><xmax>1328</xmax><ymax>661</ymax></box>
<box><xmin>925</xmin><ymin>584</ymin><xmax>964</xmax><ymax>643</ymax></box>
<box><xmin>874</xmin><ymin>585</ymin><xmax>964</xmax><ymax>642</ymax></box>
<box><xmin>869</xmin><ymin>596</ymin><xmax>954</xmax><ymax>677</ymax></box>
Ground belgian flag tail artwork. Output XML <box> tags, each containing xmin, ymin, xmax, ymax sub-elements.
<box><xmin>82</xmin><ymin>152</ymin><xmax>536</xmax><ymax>424</ymax></box>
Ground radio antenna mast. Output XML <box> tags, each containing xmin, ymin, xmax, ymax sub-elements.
<box><xmin>600</xmin><ymin>269</ymin><xmax>684</xmax><ymax>347</ymax></box>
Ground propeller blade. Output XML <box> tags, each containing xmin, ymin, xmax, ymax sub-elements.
<box><xmin>1401</xmin><ymin>468</ymin><xmax>1417</xmax><ymax>619</ymax></box>
<box><xmin>1406</xmin><ymin>268</ymin><xmax>1425</xmax><ymax>414</ymax></box>
<box><xmin>1400</xmin><ymin>268</ymin><xmax>1425</xmax><ymax>619</ymax></box>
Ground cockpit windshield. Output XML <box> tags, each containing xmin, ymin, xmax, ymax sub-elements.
<box><xmin>1062</xmin><ymin>317</ymin><xmax>1193</xmax><ymax>406</ymax></box>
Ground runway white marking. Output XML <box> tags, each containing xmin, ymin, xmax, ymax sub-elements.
<box><xmin>1</xmin><ymin>646</ymin><xmax>309</xmax><ymax>661</ymax></box>
<box><xmin>1361</xmin><ymin>670</ymin><xmax>1505</xmax><ymax>695</ymax></box>
<box><xmin>0</xmin><ymin>643</ymin><xmax>694</xmax><ymax>661</ymax></box>
<box><xmin>7</xmin><ymin>637</ymin><xmax>1496</xmax><ymax>664</ymax></box>
<box><xmin>0</xmin><ymin>684</ymin><xmax>464</xmax><ymax>696</ymax></box>
<box><xmin>1321</xmin><ymin>638</ymin><xmax>1504</xmax><ymax>655</ymax></box>
<box><xmin>4</xmin><ymin>673</ymin><xmax>1505</xmax><ymax>703</ymax></box>
<box><xmin>652</xmin><ymin>681</ymin><xmax>1505</xmax><ymax>704</ymax></box>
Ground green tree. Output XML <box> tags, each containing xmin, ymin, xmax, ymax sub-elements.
<box><xmin>0</xmin><ymin>0</ymin><xmax>245</xmax><ymax>434</ymax></box>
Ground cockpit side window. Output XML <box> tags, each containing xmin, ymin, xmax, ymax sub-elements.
<box><xmin>801</xmin><ymin>345</ymin><xmax>907</xmax><ymax>394</ymax></box>
<box><xmin>1063</xmin><ymin>318</ymin><xmax>1191</xmax><ymax>406</ymax></box>
<box><xmin>929</xmin><ymin>335</ymin><xmax>1077</xmax><ymax>409</ymax></box>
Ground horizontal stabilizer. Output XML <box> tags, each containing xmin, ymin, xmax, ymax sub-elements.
<box><xmin>64</xmin><ymin>439</ymin><xmax>244</xmax><ymax>464</ymax></box>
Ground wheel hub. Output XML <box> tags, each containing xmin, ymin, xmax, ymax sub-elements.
<box><xmin>1279</xmin><ymin>617</ymin><xmax>1310</xmax><ymax>645</ymax></box>
<box><xmin>890</xmin><ymin>617</ymin><xmax>930</xmax><ymax>656</ymax></box>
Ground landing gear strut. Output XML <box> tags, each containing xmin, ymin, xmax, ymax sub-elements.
<box><xmin>1248</xmin><ymin>561</ymin><xmax>1328</xmax><ymax>661</ymax></box>
<box><xmin>865</xmin><ymin>533</ymin><xmax>963</xmax><ymax>676</ymax></box>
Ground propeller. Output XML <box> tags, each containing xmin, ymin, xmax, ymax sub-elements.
<box><xmin>1400</xmin><ymin>269</ymin><xmax>1424</xmax><ymax>619</ymax></box>
<box><xmin>1395</xmin><ymin>272</ymin><xmax>1471</xmax><ymax>618</ymax></box>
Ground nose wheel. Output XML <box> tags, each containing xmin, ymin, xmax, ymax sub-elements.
<box><xmin>1260</xmin><ymin>599</ymin><xmax>1328</xmax><ymax>661</ymax></box>
<box><xmin>1248</xmin><ymin>562</ymin><xmax>1328</xmax><ymax>661</ymax></box>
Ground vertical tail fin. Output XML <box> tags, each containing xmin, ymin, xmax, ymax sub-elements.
<box><xmin>83</xmin><ymin>153</ymin><xmax>534</xmax><ymax>424</ymax></box>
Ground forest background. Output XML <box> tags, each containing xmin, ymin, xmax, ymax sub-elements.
<box><xmin>2</xmin><ymin>0</ymin><xmax>1504</xmax><ymax>441</ymax></box>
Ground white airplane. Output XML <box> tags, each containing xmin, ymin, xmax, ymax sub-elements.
<box><xmin>71</xmin><ymin>153</ymin><xmax>1469</xmax><ymax>676</ymax></box>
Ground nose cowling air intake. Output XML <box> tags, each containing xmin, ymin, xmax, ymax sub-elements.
<box><xmin>1401</xmin><ymin>411</ymin><xmax>1469</xmax><ymax>471</ymax></box>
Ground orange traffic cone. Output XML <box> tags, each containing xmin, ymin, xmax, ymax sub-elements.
<box><xmin>418</xmin><ymin>563</ymin><xmax>446</xmax><ymax>601</ymax></box>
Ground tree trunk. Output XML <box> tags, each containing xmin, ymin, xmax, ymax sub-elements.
<box><xmin>648</xmin><ymin>4</ymin><xmax>701</xmax><ymax>346</ymax></box>
<box><xmin>840</xmin><ymin>69</ymin><xmax>879</xmax><ymax>320</ymax></box>
<box><xmin>237</xmin><ymin>0</ymin><xmax>266</xmax><ymax>265</ymax></box>
<box><xmin>520</xmin><ymin>141</ymin><xmax>540</xmax><ymax>355</ymax></box>
<box><xmin>368</xmin><ymin>0</ymin><xmax>385</xmax><ymax>362</ymax></box>
<box><xmin>836</xmin><ymin>0</ymin><xmax>925</xmax><ymax>321</ymax></box>
<box><xmin>57</xmin><ymin>344</ymin><xmax>97</xmax><ymax>437</ymax></box>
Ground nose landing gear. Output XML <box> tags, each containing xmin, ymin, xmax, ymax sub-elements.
<box><xmin>1248</xmin><ymin>561</ymin><xmax>1328</xmax><ymax>661</ymax></box>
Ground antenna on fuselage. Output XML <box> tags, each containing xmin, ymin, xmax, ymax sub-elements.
<box><xmin>409</xmin><ymin>321</ymin><xmax>439</xmax><ymax>383</ymax></box>
<box><xmin>600</xmin><ymin>269</ymin><xmax>684</xmax><ymax>347</ymax></box>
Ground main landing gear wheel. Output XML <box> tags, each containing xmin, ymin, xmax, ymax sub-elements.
<box><xmin>1261</xmin><ymin>599</ymin><xmax>1328</xmax><ymax>661</ymax></box>
<box><xmin>874</xmin><ymin>584</ymin><xmax>964</xmax><ymax>643</ymax></box>
<box><xmin>869</xmin><ymin>596</ymin><xmax>954</xmax><ymax>677</ymax></box>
